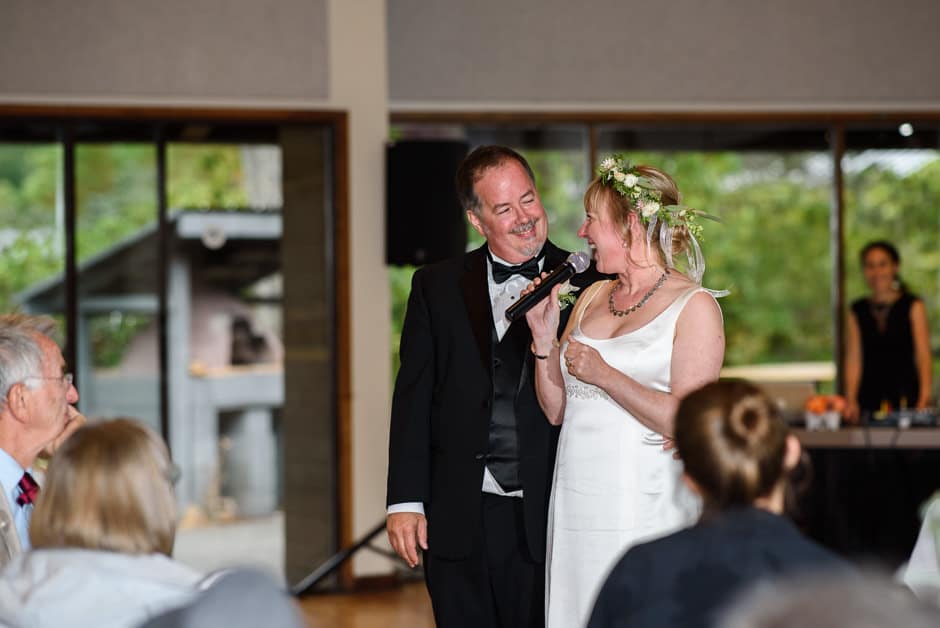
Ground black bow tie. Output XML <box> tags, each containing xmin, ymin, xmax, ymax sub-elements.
<box><xmin>491</xmin><ymin>254</ymin><xmax>542</xmax><ymax>284</ymax></box>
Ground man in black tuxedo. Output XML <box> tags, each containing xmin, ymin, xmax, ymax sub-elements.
<box><xmin>386</xmin><ymin>146</ymin><xmax>597</xmax><ymax>627</ymax></box>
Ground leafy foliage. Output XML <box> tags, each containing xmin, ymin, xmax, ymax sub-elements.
<box><xmin>0</xmin><ymin>232</ymin><xmax>62</xmax><ymax>313</ymax></box>
<box><xmin>88</xmin><ymin>313</ymin><xmax>154</xmax><ymax>368</ymax></box>
<box><xmin>168</xmin><ymin>145</ymin><xmax>250</xmax><ymax>210</ymax></box>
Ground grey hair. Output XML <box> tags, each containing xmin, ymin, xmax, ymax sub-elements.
<box><xmin>0</xmin><ymin>313</ymin><xmax>59</xmax><ymax>399</ymax></box>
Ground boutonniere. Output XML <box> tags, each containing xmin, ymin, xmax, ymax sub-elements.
<box><xmin>558</xmin><ymin>281</ymin><xmax>580</xmax><ymax>310</ymax></box>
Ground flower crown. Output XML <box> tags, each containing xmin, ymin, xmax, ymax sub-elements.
<box><xmin>597</xmin><ymin>154</ymin><xmax>721</xmax><ymax>285</ymax></box>
<box><xmin>598</xmin><ymin>155</ymin><xmax>717</xmax><ymax>240</ymax></box>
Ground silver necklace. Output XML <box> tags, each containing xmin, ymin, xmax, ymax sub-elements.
<box><xmin>608</xmin><ymin>269</ymin><xmax>669</xmax><ymax>317</ymax></box>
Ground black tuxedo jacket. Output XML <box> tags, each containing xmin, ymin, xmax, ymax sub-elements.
<box><xmin>387</xmin><ymin>241</ymin><xmax>597</xmax><ymax>560</ymax></box>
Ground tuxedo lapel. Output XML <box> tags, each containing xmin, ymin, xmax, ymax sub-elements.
<box><xmin>506</xmin><ymin>316</ymin><xmax>533</xmax><ymax>396</ymax></box>
<box><xmin>541</xmin><ymin>240</ymin><xmax>568</xmax><ymax>272</ymax></box>
<box><xmin>460</xmin><ymin>246</ymin><xmax>494</xmax><ymax>373</ymax></box>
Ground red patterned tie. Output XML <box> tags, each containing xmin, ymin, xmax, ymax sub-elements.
<box><xmin>15</xmin><ymin>472</ymin><xmax>39</xmax><ymax>506</ymax></box>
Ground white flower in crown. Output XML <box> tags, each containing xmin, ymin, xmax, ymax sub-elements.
<box><xmin>557</xmin><ymin>280</ymin><xmax>580</xmax><ymax>309</ymax></box>
<box><xmin>596</xmin><ymin>153</ymin><xmax>720</xmax><ymax>239</ymax></box>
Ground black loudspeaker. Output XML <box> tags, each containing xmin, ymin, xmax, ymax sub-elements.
<box><xmin>386</xmin><ymin>139</ymin><xmax>469</xmax><ymax>266</ymax></box>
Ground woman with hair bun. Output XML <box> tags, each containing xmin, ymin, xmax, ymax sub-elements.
<box><xmin>525</xmin><ymin>158</ymin><xmax>725</xmax><ymax>627</ymax></box>
<box><xmin>587</xmin><ymin>380</ymin><xmax>847</xmax><ymax>628</ymax></box>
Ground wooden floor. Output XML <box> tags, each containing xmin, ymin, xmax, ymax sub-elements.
<box><xmin>298</xmin><ymin>582</ymin><xmax>434</xmax><ymax>628</ymax></box>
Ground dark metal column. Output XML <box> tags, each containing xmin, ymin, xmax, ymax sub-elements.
<box><xmin>831</xmin><ymin>124</ymin><xmax>846</xmax><ymax>394</ymax></box>
<box><xmin>61</xmin><ymin>127</ymin><xmax>78</xmax><ymax>389</ymax></box>
<box><xmin>156</xmin><ymin>127</ymin><xmax>170</xmax><ymax>447</ymax></box>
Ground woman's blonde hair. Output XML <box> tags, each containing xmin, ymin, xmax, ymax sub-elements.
<box><xmin>674</xmin><ymin>380</ymin><xmax>789</xmax><ymax>512</ymax></box>
<box><xmin>30</xmin><ymin>418</ymin><xmax>177</xmax><ymax>556</ymax></box>
<box><xmin>583</xmin><ymin>164</ymin><xmax>690</xmax><ymax>265</ymax></box>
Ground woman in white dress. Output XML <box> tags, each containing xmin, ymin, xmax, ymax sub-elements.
<box><xmin>525</xmin><ymin>157</ymin><xmax>726</xmax><ymax>628</ymax></box>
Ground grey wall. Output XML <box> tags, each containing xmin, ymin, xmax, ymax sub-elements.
<box><xmin>388</xmin><ymin>0</ymin><xmax>940</xmax><ymax>108</ymax></box>
<box><xmin>0</xmin><ymin>0</ymin><xmax>327</xmax><ymax>100</ymax></box>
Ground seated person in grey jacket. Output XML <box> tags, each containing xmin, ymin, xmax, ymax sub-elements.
<box><xmin>0</xmin><ymin>419</ymin><xmax>203</xmax><ymax>628</ymax></box>
<box><xmin>141</xmin><ymin>568</ymin><xmax>305</xmax><ymax>628</ymax></box>
<box><xmin>588</xmin><ymin>380</ymin><xmax>848</xmax><ymax>628</ymax></box>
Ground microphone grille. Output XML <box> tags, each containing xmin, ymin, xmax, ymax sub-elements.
<box><xmin>567</xmin><ymin>251</ymin><xmax>591</xmax><ymax>273</ymax></box>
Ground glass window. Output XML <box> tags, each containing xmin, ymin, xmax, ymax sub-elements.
<box><xmin>844</xmin><ymin>123</ymin><xmax>940</xmax><ymax>399</ymax></box>
<box><xmin>168</xmin><ymin>143</ymin><xmax>282</xmax><ymax>212</ymax></box>
<box><xmin>0</xmin><ymin>141</ymin><xmax>64</xmax><ymax>315</ymax></box>
<box><xmin>71</xmin><ymin>143</ymin><xmax>161</xmax><ymax>436</ymax></box>
<box><xmin>163</xmin><ymin>138</ymin><xmax>285</xmax><ymax>575</ymax></box>
<box><xmin>596</xmin><ymin>126</ymin><xmax>835</xmax><ymax>372</ymax></box>
<box><xmin>0</xmin><ymin>115</ymin><xmax>336</xmax><ymax>586</ymax></box>
<box><xmin>389</xmin><ymin>123</ymin><xmax>839</xmax><ymax>388</ymax></box>
<box><xmin>386</xmin><ymin>118</ymin><xmax>940</xmax><ymax>418</ymax></box>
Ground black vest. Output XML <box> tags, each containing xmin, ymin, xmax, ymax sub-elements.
<box><xmin>486</xmin><ymin>321</ymin><xmax>528</xmax><ymax>492</ymax></box>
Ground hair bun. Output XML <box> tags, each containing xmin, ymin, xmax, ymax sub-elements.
<box><xmin>675</xmin><ymin>381</ymin><xmax>789</xmax><ymax>510</ymax></box>
<box><xmin>727</xmin><ymin>394</ymin><xmax>771</xmax><ymax>448</ymax></box>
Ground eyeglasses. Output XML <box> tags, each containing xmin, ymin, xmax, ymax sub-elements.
<box><xmin>25</xmin><ymin>373</ymin><xmax>74</xmax><ymax>388</ymax></box>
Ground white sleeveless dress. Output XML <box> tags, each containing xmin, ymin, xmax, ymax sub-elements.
<box><xmin>545</xmin><ymin>282</ymin><xmax>707</xmax><ymax>628</ymax></box>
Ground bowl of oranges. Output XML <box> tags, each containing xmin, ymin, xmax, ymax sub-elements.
<box><xmin>804</xmin><ymin>394</ymin><xmax>846</xmax><ymax>431</ymax></box>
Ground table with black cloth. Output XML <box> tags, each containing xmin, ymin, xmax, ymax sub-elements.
<box><xmin>796</xmin><ymin>427</ymin><xmax>940</xmax><ymax>570</ymax></box>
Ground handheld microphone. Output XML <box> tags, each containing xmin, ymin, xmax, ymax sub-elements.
<box><xmin>505</xmin><ymin>252</ymin><xmax>591</xmax><ymax>323</ymax></box>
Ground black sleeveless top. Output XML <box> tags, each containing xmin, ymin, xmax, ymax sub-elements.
<box><xmin>851</xmin><ymin>292</ymin><xmax>920</xmax><ymax>412</ymax></box>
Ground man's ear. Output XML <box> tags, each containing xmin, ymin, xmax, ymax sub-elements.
<box><xmin>626</xmin><ymin>211</ymin><xmax>646</xmax><ymax>237</ymax></box>
<box><xmin>466</xmin><ymin>210</ymin><xmax>486</xmax><ymax>239</ymax></box>
<box><xmin>5</xmin><ymin>382</ymin><xmax>27</xmax><ymax>420</ymax></box>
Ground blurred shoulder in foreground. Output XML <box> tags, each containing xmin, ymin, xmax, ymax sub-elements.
<box><xmin>140</xmin><ymin>568</ymin><xmax>305</xmax><ymax>628</ymax></box>
<box><xmin>720</xmin><ymin>570</ymin><xmax>940</xmax><ymax>628</ymax></box>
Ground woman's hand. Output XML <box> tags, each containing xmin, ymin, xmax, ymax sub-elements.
<box><xmin>843</xmin><ymin>398</ymin><xmax>860</xmax><ymax>424</ymax></box>
<box><xmin>662</xmin><ymin>437</ymin><xmax>681</xmax><ymax>459</ymax></box>
<box><xmin>524</xmin><ymin>273</ymin><xmax>562</xmax><ymax>351</ymax></box>
<box><xmin>40</xmin><ymin>405</ymin><xmax>87</xmax><ymax>459</ymax></box>
<box><xmin>563</xmin><ymin>339</ymin><xmax>611</xmax><ymax>386</ymax></box>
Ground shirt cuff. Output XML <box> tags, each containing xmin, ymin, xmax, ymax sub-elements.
<box><xmin>387</xmin><ymin>502</ymin><xmax>425</xmax><ymax>516</ymax></box>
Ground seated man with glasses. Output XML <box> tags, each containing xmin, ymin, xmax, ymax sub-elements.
<box><xmin>0</xmin><ymin>313</ymin><xmax>85</xmax><ymax>567</ymax></box>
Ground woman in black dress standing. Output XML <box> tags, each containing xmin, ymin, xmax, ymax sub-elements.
<box><xmin>837</xmin><ymin>240</ymin><xmax>934</xmax><ymax>567</ymax></box>
<box><xmin>844</xmin><ymin>240</ymin><xmax>932</xmax><ymax>421</ymax></box>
